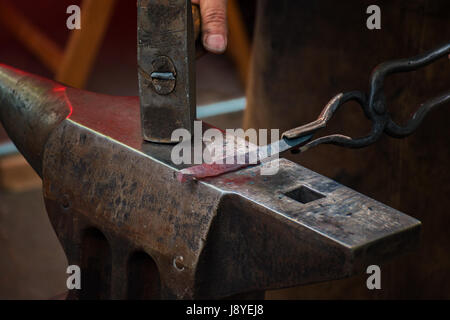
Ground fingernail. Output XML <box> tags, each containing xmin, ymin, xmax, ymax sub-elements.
<box><xmin>205</xmin><ymin>34</ymin><xmax>226</xmax><ymax>53</ymax></box>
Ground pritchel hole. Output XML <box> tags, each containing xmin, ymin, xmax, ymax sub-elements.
<box><xmin>284</xmin><ymin>185</ymin><xmax>325</xmax><ymax>204</ymax></box>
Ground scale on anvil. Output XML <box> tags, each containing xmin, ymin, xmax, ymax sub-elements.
<box><xmin>1</xmin><ymin>0</ymin><xmax>448</xmax><ymax>299</ymax></box>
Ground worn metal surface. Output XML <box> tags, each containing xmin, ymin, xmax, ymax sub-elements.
<box><xmin>138</xmin><ymin>0</ymin><xmax>197</xmax><ymax>143</ymax></box>
<box><xmin>0</xmin><ymin>66</ymin><xmax>71</xmax><ymax>176</ymax></box>
<box><xmin>283</xmin><ymin>42</ymin><xmax>450</xmax><ymax>151</ymax></box>
<box><xmin>0</xmin><ymin>65</ymin><xmax>421</xmax><ymax>299</ymax></box>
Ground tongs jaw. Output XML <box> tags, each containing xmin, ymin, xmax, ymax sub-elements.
<box><xmin>282</xmin><ymin>42</ymin><xmax>450</xmax><ymax>152</ymax></box>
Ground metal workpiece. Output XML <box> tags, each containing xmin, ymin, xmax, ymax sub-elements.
<box><xmin>0</xmin><ymin>67</ymin><xmax>420</xmax><ymax>299</ymax></box>
<box><xmin>177</xmin><ymin>133</ymin><xmax>314</xmax><ymax>181</ymax></box>
<box><xmin>138</xmin><ymin>0</ymin><xmax>197</xmax><ymax>143</ymax></box>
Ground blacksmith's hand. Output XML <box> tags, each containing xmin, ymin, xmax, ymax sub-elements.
<box><xmin>192</xmin><ymin>0</ymin><xmax>228</xmax><ymax>54</ymax></box>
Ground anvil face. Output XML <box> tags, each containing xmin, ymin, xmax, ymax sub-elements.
<box><xmin>0</xmin><ymin>65</ymin><xmax>420</xmax><ymax>299</ymax></box>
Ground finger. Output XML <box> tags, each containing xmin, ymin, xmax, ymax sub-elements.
<box><xmin>195</xmin><ymin>0</ymin><xmax>228</xmax><ymax>54</ymax></box>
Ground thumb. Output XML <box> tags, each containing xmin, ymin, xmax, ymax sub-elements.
<box><xmin>193</xmin><ymin>0</ymin><xmax>228</xmax><ymax>54</ymax></box>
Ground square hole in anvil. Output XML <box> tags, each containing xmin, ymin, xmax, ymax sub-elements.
<box><xmin>285</xmin><ymin>185</ymin><xmax>326</xmax><ymax>204</ymax></box>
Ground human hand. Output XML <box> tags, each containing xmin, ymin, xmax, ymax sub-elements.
<box><xmin>192</xmin><ymin>0</ymin><xmax>228</xmax><ymax>54</ymax></box>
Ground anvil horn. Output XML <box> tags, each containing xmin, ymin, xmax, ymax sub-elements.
<box><xmin>0</xmin><ymin>64</ymin><xmax>71</xmax><ymax>176</ymax></box>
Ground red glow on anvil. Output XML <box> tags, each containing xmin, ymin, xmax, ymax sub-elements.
<box><xmin>53</xmin><ymin>86</ymin><xmax>73</xmax><ymax>119</ymax></box>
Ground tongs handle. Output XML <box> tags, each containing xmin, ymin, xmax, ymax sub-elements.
<box><xmin>283</xmin><ymin>41</ymin><xmax>450</xmax><ymax>152</ymax></box>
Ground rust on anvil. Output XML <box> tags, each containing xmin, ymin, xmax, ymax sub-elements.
<box><xmin>0</xmin><ymin>65</ymin><xmax>421</xmax><ymax>299</ymax></box>
<box><xmin>138</xmin><ymin>0</ymin><xmax>197</xmax><ymax>143</ymax></box>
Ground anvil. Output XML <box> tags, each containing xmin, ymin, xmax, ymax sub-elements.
<box><xmin>0</xmin><ymin>0</ymin><xmax>420</xmax><ymax>299</ymax></box>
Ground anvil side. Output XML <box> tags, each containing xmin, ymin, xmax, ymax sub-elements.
<box><xmin>0</xmin><ymin>65</ymin><xmax>421</xmax><ymax>299</ymax></box>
